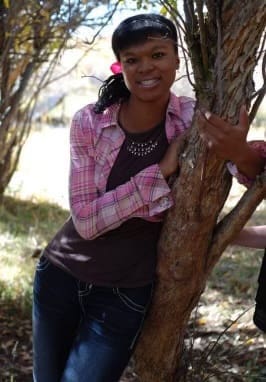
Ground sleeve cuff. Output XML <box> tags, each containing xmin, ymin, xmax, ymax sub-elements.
<box><xmin>134</xmin><ymin>164</ymin><xmax>171</xmax><ymax>203</ymax></box>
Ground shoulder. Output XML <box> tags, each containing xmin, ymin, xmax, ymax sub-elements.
<box><xmin>179</xmin><ymin>95</ymin><xmax>196</xmax><ymax>111</ymax></box>
<box><xmin>72</xmin><ymin>103</ymin><xmax>101</xmax><ymax>128</ymax></box>
<box><xmin>168</xmin><ymin>93</ymin><xmax>195</xmax><ymax>115</ymax></box>
<box><xmin>71</xmin><ymin>102</ymin><xmax>120</xmax><ymax>135</ymax></box>
<box><xmin>168</xmin><ymin>93</ymin><xmax>196</xmax><ymax>131</ymax></box>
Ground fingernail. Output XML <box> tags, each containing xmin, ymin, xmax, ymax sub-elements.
<box><xmin>204</xmin><ymin>111</ymin><xmax>211</xmax><ymax>120</ymax></box>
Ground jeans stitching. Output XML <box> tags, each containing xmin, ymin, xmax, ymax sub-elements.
<box><xmin>130</xmin><ymin>314</ymin><xmax>146</xmax><ymax>350</ymax></box>
<box><xmin>117</xmin><ymin>289</ymin><xmax>146</xmax><ymax>310</ymax></box>
<box><xmin>36</xmin><ymin>256</ymin><xmax>50</xmax><ymax>272</ymax></box>
<box><xmin>78</xmin><ymin>283</ymin><xmax>93</xmax><ymax>313</ymax></box>
<box><xmin>115</xmin><ymin>288</ymin><xmax>145</xmax><ymax>313</ymax></box>
<box><xmin>129</xmin><ymin>285</ymin><xmax>154</xmax><ymax>349</ymax></box>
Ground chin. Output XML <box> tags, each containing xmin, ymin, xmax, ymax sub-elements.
<box><xmin>137</xmin><ymin>92</ymin><xmax>169</xmax><ymax>104</ymax></box>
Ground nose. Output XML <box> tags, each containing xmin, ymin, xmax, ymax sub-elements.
<box><xmin>137</xmin><ymin>58</ymin><xmax>154</xmax><ymax>73</ymax></box>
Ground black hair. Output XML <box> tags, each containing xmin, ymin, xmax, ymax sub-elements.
<box><xmin>93</xmin><ymin>14</ymin><xmax>178</xmax><ymax>114</ymax></box>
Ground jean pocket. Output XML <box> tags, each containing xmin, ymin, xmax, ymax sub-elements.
<box><xmin>114</xmin><ymin>284</ymin><xmax>153</xmax><ymax>314</ymax></box>
<box><xmin>36</xmin><ymin>254</ymin><xmax>51</xmax><ymax>272</ymax></box>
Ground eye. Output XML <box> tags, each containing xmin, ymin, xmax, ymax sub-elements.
<box><xmin>152</xmin><ymin>51</ymin><xmax>166</xmax><ymax>59</ymax></box>
<box><xmin>124</xmin><ymin>57</ymin><xmax>137</xmax><ymax>65</ymax></box>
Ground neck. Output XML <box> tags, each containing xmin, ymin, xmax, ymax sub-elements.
<box><xmin>119</xmin><ymin>95</ymin><xmax>170</xmax><ymax>133</ymax></box>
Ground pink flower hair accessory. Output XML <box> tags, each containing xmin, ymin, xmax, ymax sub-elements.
<box><xmin>110</xmin><ymin>61</ymin><xmax>122</xmax><ymax>74</ymax></box>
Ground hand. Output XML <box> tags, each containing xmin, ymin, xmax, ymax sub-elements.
<box><xmin>159</xmin><ymin>135</ymin><xmax>185</xmax><ymax>178</ymax></box>
<box><xmin>197</xmin><ymin>105</ymin><xmax>249</xmax><ymax>162</ymax></box>
<box><xmin>197</xmin><ymin>105</ymin><xmax>265</xmax><ymax>178</ymax></box>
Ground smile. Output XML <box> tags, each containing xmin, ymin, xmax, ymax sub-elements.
<box><xmin>138</xmin><ymin>79</ymin><xmax>160</xmax><ymax>88</ymax></box>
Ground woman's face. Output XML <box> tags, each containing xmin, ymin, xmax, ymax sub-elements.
<box><xmin>119</xmin><ymin>36</ymin><xmax>179</xmax><ymax>105</ymax></box>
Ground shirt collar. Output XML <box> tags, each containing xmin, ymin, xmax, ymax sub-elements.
<box><xmin>167</xmin><ymin>92</ymin><xmax>181</xmax><ymax>117</ymax></box>
<box><xmin>99</xmin><ymin>92</ymin><xmax>180</xmax><ymax>129</ymax></box>
<box><xmin>99</xmin><ymin>103</ymin><xmax>121</xmax><ymax>129</ymax></box>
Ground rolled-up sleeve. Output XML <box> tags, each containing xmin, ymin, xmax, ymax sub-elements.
<box><xmin>227</xmin><ymin>140</ymin><xmax>266</xmax><ymax>186</ymax></box>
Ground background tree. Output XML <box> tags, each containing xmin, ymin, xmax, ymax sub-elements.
<box><xmin>133</xmin><ymin>1</ymin><xmax>266</xmax><ymax>381</ymax></box>
<box><xmin>0</xmin><ymin>0</ymin><xmax>120</xmax><ymax>201</ymax></box>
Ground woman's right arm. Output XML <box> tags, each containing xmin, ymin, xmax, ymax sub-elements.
<box><xmin>69</xmin><ymin>109</ymin><xmax>174</xmax><ymax>240</ymax></box>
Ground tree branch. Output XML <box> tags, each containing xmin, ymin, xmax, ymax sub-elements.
<box><xmin>195</xmin><ymin>0</ymin><xmax>209</xmax><ymax>74</ymax></box>
<box><xmin>215</xmin><ymin>1</ymin><xmax>223</xmax><ymax>114</ymax></box>
<box><xmin>207</xmin><ymin>171</ymin><xmax>266</xmax><ymax>271</ymax></box>
<box><xmin>249</xmin><ymin>51</ymin><xmax>266</xmax><ymax>124</ymax></box>
<box><xmin>158</xmin><ymin>0</ymin><xmax>186</xmax><ymax>33</ymax></box>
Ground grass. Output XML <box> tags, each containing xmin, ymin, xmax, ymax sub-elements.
<box><xmin>0</xmin><ymin>195</ymin><xmax>69</xmax><ymax>380</ymax></box>
<box><xmin>0</xmin><ymin>195</ymin><xmax>68</xmax><ymax>313</ymax></box>
<box><xmin>0</xmin><ymin>192</ymin><xmax>265</xmax><ymax>381</ymax></box>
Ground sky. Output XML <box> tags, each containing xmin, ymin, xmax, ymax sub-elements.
<box><xmin>77</xmin><ymin>0</ymin><xmax>159</xmax><ymax>39</ymax></box>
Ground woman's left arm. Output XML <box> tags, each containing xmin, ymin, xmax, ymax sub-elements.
<box><xmin>198</xmin><ymin>106</ymin><xmax>266</xmax><ymax>181</ymax></box>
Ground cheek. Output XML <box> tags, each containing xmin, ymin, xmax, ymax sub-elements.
<box><xmin>162</xmin><ymin>64</ymin><xmax>177</xmax><ymax>83</ymax></box>
<box><xmin>122</xmin><ymin>72</ymin><xmax>133</xmax><ymax>91</ymax></box>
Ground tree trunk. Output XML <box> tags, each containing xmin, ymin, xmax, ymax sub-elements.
<box><xmin>0</xmin><ymin>0</ymin><xmax>108</xmax><ymax>201</ymax></box>
<box><xmin>134</xmin><ymin>1</ymin><xmax>266</xmax><ymax>381</ymax></box>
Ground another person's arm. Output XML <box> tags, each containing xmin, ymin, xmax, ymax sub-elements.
<box><xmin>232</xmin><ymin>226</ymin><xmax>266</xmax><ymax>249</ymax></box>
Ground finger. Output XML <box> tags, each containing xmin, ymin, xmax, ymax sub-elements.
<box><xmin>197</xmin><ymin>111</ymin><xmax>209</xmax><ymax>132</ymax></box>
<box><xmin>203</xmin><ymin>111</ymin><xmax>231</xmax><ymax>133</ymax></box>
<box><xmin>238</xmin><ymin>104</ymin><xmax>249</xmax><ymax>134</ymax></box>
<box><xmin>199</xmin><ymin>131</ymin><xmax>214</xmax><ymax>148</ymax></box>
<box><xmin>199</xmin><ymin>120</ymin><xmax>225</xmax><ymax>144</ymax></box>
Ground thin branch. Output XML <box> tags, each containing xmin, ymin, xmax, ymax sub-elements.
<box><xmin>207</xmin><ymin>171</ymin><xmax>266</xmax><ymax>271</ymax></box>
<box><xmin>215</xmin><ymin>1</ymin><xmax>223</xmax><ymax>114</ymax></box>
<box><xmin>45</xmin><ymin>1</ymin><xmax>121</xmax><ymax>87</ymax></box>
<box><xmin>81</xmin><ymin>74</ymin><xmax>103</xmax><ymax>83</ymax></box>
<box><xmin>176</xmin><ymin>24</ymin><xmax>195</xmax><ymax>89</ymax></box>
<box><xmin>249</xmin><ymin>52</ymin><xmax>266</xmax><ymax>124</ymax></box>
<box><xmin>256</xmin><ymin>31</ymin><xmax>266</xmax><ymax>63</ymax></box>
<box><xmin>183</xmin><ymin>0</ymin><xmax>197</xmax><ymax>35</ymax></box>
<box><xmin>83</xmin><ymin>0</ymin><xmax>121</xmax><ymax>46</ymax></box>
<box><xmin>157</xmin><ymin>0</ymin><xmax>186</xmax><ymax>33</ymax></box>
<box><xmin>202</xmin><ymin>305</ymin><xmax>254</xmax><ymax>363</ymax></box>
<box><xmin>174</xmin><ymin>72</ymin><xmax>194</xmax><ymax>82</ymax></box>
<box><xmin>195</xmin><ymin>0</ymin><xmax>208</xmax><ymax>74</ymax></box>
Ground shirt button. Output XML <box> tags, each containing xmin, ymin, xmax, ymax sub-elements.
<box><xmin>159</xmin><ymin>196</ymin><xmax>170</xmax><ymax>208</ymax></box>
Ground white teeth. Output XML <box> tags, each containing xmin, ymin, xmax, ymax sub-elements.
<box><xmin>140</xmin><ymin>79</ymin><xmax>158</xmax><ymax>87</ymax></box>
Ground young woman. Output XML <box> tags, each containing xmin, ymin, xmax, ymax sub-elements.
<box><xmin>32</xmin><ymin>13</ymin><xmax>266</xmax><ymax>382</ymax></box>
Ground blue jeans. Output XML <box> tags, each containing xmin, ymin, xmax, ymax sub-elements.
<box><xmin>32</xmin><ymin>255</ymin><xmax>153</xmax><ymax>382</ymax></box>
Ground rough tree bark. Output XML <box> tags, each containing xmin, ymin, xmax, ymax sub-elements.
<box><xmin>134</xmin><ymin>1</ymin><xmax>266</xmax><ymax>381</ymax></box>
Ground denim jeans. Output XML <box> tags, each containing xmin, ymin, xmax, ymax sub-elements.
<box><xmin>254</xmin><ymin>250</ymin><xmax>266</xmax><ymax>332</ymax></box>
<box><xmin>32</xmin><ymin>255</ymin><xmax>153</xmax><ymax>382</ymax></box>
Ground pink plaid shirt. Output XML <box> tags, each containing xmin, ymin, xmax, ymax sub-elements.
<box><xmin>69</xmin><ymin>93</ymin><xmax>266</xmax><ymax>240</ymax></box>
<box><xmin>69</xmin><ymin>93</ymin><xmax>194</xmax><ymax>240</ymax></box>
